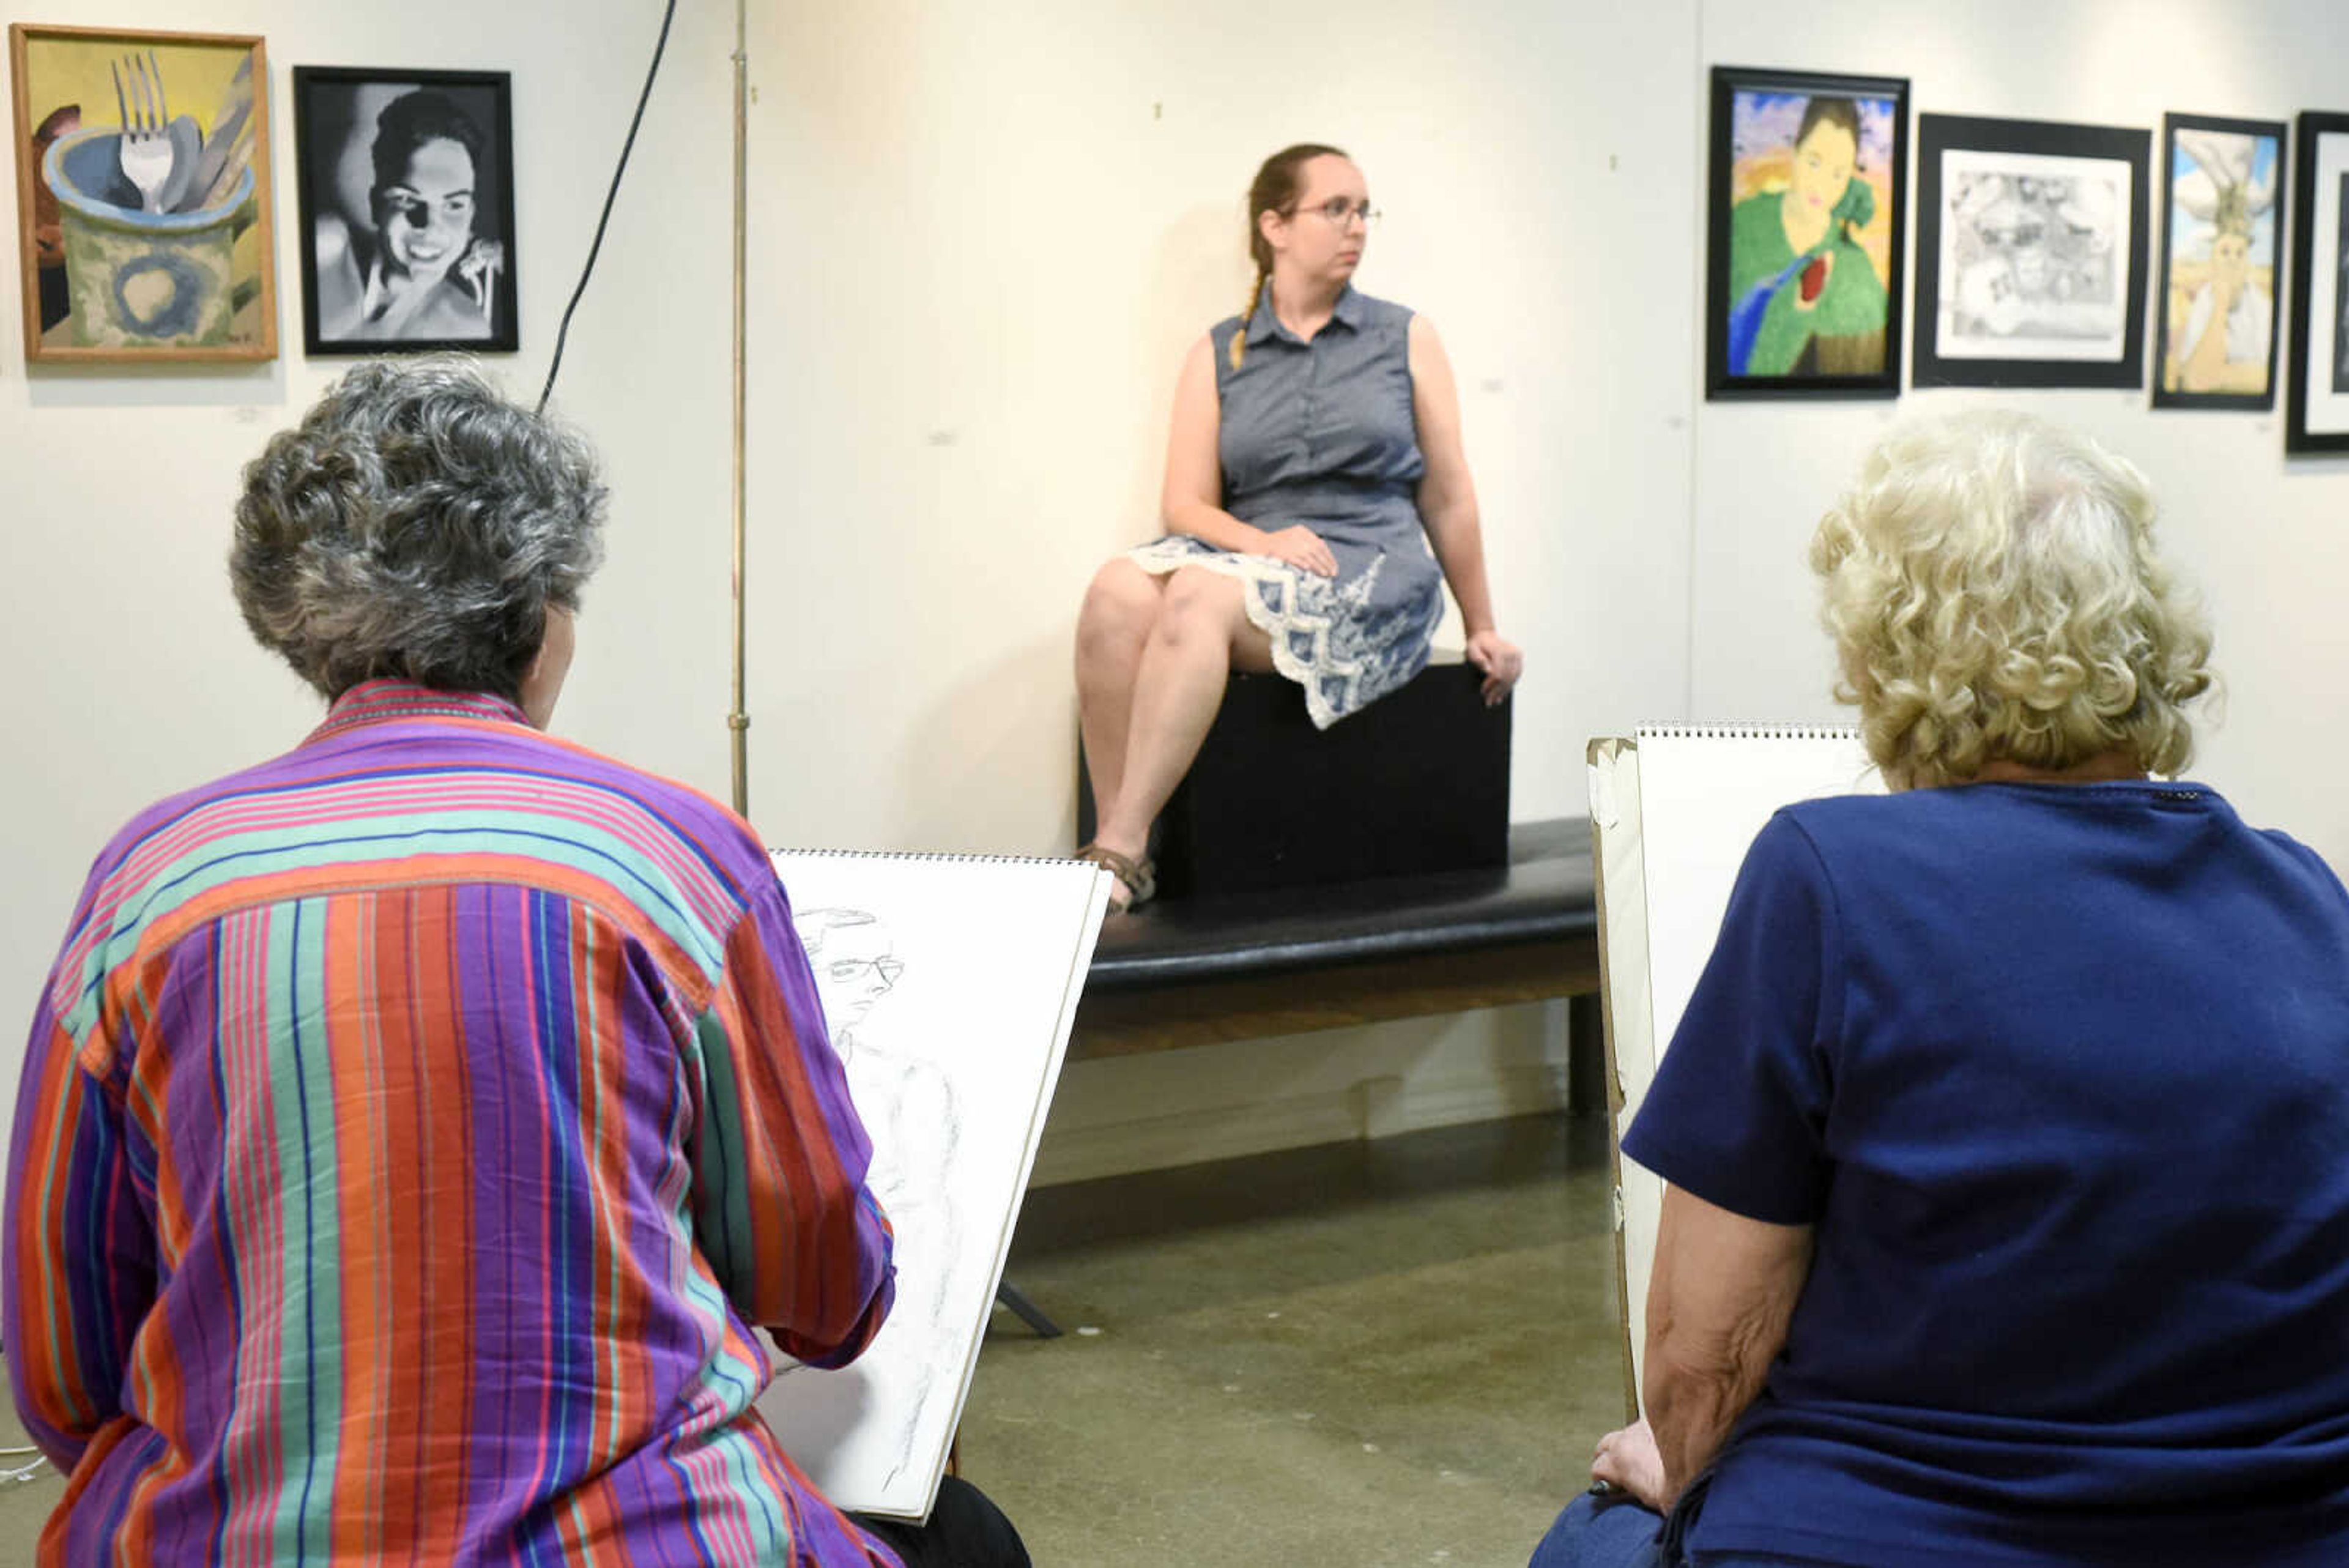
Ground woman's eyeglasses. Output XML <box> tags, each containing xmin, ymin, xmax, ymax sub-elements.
<box><xmin>1297</xmin><ymin>198</ymin><xmax>1381</xmax><ymax>229</ymax></box>
<box><xmin>826</xmin><ymin>956</ymin><xmax>905</xmax><ymax>987</ymax></box>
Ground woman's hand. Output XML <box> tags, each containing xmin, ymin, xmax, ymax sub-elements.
<box><xmin>455</xmin><ymin>239</ymin><xmax>505</xmax><ymax>318</ymax></box>
<box><xmin>1590</xmin><ymin>1418</ymin><xmax>1669</xmax><ymax>1512</ymax></box>
<box><xmin>1253</xmin><ymin>525</ymin><xmax>1338</xmax><ymax>578</ymax></box>
<box><xmin>1466</xmin><ymin>629</ymin><xmax>1523</xmax><ymax>704</ymax></box>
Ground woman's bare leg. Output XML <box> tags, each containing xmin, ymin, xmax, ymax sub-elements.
<box><xmin>1075</xmin><ymin>559</ymin><xmax>1168</xmax><ymax>831</ymax></box>
<box><xmin>1093</xmin><ymin>567</ymin><xmax>1274</xmax><ymax>877</ymax></box>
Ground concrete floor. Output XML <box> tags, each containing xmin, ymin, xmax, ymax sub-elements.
<box><xmin>0</xmin><ymin>1361</ymin><xmax>58</xmax><ymax>1566</ymax></box>
<box><xmin>0</xmin><ymin>1112</ymin><xmax>1620</xmax><ymax>1566</ymax></box>
<box><xmin>962</xmin><ymin>1112</ymin><xmax>1623</xmax><ymax>1567</ymax></box>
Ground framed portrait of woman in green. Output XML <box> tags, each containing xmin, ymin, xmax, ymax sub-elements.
<box><xmin>1705</xmin><ymin>65</ymin><xmax>1909</xmax><ymax>399</ymax></box>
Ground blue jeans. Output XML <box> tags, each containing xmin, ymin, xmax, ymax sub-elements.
<box><xmin>1530</xmin><ymin>1490</ymin><xmax>1672</xmax><ymax>1568</ymax></box>
<box><xmin>1529</xmin><ymin>1489</ymin><xmax>1836</xmax><ymax>1568</ymax></box>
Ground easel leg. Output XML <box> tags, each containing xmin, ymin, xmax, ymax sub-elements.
<box><xmin>995</xmin><ymin>1280</ymin><xmax>1063</xmax><ymax>1338</ymax></box>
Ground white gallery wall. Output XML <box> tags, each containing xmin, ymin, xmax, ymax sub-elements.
<box><xmin>0</xmin><ymin>0</ymin><xmax>743</xmax><ymax>1184</ymax></box>
<box><xmin>738</xmin><ymin>0</ymin><xmax>1699</xmax><ymax>1178</ymax></box>
<box><xmin>6</xmin><ymin>0</ymin><xmax>2347</xmax><ymax>1184</ymax></box>
<box><xmin>738</xmin><ymin>0</ymin><xmax>1696</xmax><ymax>851</ymax></box>
<box><xmin>1692</xmin><ymin>0</ymin><xmax>2349</xmax><ymax>866</ymax></box>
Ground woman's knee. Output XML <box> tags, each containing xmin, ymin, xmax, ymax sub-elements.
<box><xmin>1154</xmin><ymin>567</ymin><xmax>1244</xmax><ymax>641</ymax></box>
<box><xmin>1078</xmin><ymin>560</ymin><xmax>1162</xmax><ymax>648</ymax></box>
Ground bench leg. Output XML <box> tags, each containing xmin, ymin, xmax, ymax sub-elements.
<box><xmin>995</xmin><ymin>1280</ymin><xmax>1063</xmax><ymax>1339</ymax></box>
<box><xmin>1567</xmin><ymin>993</ymin><xmax>1608</xmax><ymax>1118</ymax></box>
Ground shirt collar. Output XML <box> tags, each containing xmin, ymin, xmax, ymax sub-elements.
<box><xmin>303</xmin><ymin>678</ymin><xmax>531</xmax><ymax>745</ymax></box>
<box><xmin>1245</xmin><ymin>283</ymin><xmax>1364</xmax><ymax>346</ymax></box>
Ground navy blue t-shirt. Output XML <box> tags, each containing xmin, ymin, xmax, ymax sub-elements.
<box><xmin>1624</xmin><ymin>781</ymin><xmax>2349</xmax><ymax>1567</ymax></box>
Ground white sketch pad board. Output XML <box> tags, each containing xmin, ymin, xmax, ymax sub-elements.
<box><xmin>1587</xmin><ymin>726</ymin><xmax>1881</xmax><ymax>1414</ymax></box>
<box><xmin>754</xmin><ymin>850</ymin><xmax>1111</xmax><ymax>1518</ymax></box>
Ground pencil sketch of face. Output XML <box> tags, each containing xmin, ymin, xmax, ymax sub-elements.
<box><xmin>2048</xmin><ymin>179</ymin><xmax>2117</xmax><ymax>295</ymax></box>
<box><xmin>795</xmin><ymin>908</ymin><xmax>903</xmax><ymax>1050</ymax></box>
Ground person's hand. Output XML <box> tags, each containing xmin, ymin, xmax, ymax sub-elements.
<box><xmin>1466</xmin><ymin>629</ymin><xmax>1523</xmax><ymax>705</ymax></box>
<box><xmin>455</xmin><ymin>239</ymin><xmax>505</xmax><ymax>318</ymax></box>
<box><xmin>1590</xmin><ymin>1417</ymin><xmax>1669</xmax><ymax>1512</ymax></box>
<box><xmin>2191</xmin><ymin>272</ymin><xmax>2240</xmax><ymax>332</ymax></box>
<box><xmin>1254</xmin><ymin>524</ymin><xmax>1338</xmax><ymax>578</ymax></box>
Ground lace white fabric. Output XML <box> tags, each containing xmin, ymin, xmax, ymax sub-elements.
<box><xmin>1126</xmin><ymin>537</ymin><xmax>1441</xmax><ymax>729</ymax></box>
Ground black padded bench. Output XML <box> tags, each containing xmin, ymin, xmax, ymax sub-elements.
<box><xmin>997</xmin><ymin>817</ymin><xmax>1605</xmax><ymax>1338</ymax></box>
<box><xmin>1070</xmin><ymin>817</ymin><xmax>1606</xmax><ymax>1112</ymax></box>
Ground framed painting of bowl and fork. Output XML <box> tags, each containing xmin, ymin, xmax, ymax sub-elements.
<box><xmin>7</xmin><ymin>23</ymin><xmax>276</xmax><ymax>363</ymax></box>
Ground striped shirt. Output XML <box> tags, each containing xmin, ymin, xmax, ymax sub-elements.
<box><xmin>5</xmin><ymin>681</ymin><xmax>902</xmax><ymax>1566</ymax></box>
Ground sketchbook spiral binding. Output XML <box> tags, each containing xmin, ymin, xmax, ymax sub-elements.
<box><xmin>770</xmin><ymin>847</ymin><xmax>1096</xmax><ymax>868</ymax></box>
<box><xmin>1633</xmin><ymin>723</ymin><xmax>1860</xmax><ymax>742</ymax></box>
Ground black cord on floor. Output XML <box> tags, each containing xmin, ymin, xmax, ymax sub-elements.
<box><xmin>536</xmin><ymin>0</ymin><xmax>681</xmax><ymax>415</ymax></box>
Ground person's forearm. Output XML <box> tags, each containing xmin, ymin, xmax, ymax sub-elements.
<box><xmin>1639</xmin><ymin>1187</ymin><xmax>1812</xmax><ymax>1509</ymax></box>
<box><xmin>1165</xmin><ymin>497</ymin><xmax>1267</xmax><ymax>555</ymax></box>
<box><xmin>2182</xmin><ymin>324</ymin><xmax>2228</xmax><ymax>392</ymax></box>
<box><xmin>1423</xmin><ymin>505</ymin><xmax>1497</xmax><ymax>634</ymax></box>
<box><xmin>2183</xmin><ymin>293</ymin><xmax>2235</xmax><ymax>392</ymax></box>
<box><xmin>777</xmin><ymin>1192</ymin><xmax>897</xmax><ymax>1369</ymax></box>
<box><xmin>1643</xmin><ymin>1348</ymin><xmax>1766</xmax><ymax>1509</ymax></box>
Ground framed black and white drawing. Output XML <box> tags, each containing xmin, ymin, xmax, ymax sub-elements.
<box><xmin>291</xmin><ymin>66</ymin><xmax>516</xmax><ymax>355</ymax></box>
<box><xmin>1912</xmin><ymin>114</ymin><xmax>2151</xmax><ymax>389</ymax></box>
<box><xmin>1704</xmin><ymin>65</ymin><xmax>1909</xmax><ymax>399</ymax></box>
<box><xmin>2152</xmin><ymin>114</ymin><xmax>2284</xmax><ymax>411</ymax></box>
<box><xmin>2285</xmin><ymin>111</ymin><xmax>2349</xmax><ymax>453</ymax></box>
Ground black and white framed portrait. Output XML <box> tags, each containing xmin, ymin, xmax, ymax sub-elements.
<box><xmin>2286</xmin><ymin>111</ymin><xmax>2349</xmax><ymax>453</ymax></box>
<box><xmin>291</xmin><ymin>67</ymin><xmax>516</xmax><ymax>355</ymax></box>
<box><xmin>1913</xmin><ymin>114</ymin><xmax>2151</xmax><ymax>389</ymax></box>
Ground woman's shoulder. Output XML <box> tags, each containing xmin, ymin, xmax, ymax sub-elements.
<box><xmin>1345</xmin><ymin>288</ymin><xmax>1416</xmax><ymax>335</ymax></box>
<box><xmin>1828</xmin><ymin>236</ymin><xmax>1888</xmax><ymax>300</ymax></box>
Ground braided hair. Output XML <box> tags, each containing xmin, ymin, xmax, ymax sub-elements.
<box><xmin>1228</xmin><ymin>143</ymin><xmax>1349</xmax><ymax>371</ymax></box>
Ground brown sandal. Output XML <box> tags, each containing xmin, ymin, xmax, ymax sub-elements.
<box><xmin>1077</xmin><ymin>842</ymin><xmax>1157</xmax><ymax>913</ymax></box>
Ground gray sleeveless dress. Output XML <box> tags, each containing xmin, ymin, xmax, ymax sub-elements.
<box><xmin>1126</xmin><ymin>285</ymin><xmax>1444</xmax><ymax>729</ymax></box>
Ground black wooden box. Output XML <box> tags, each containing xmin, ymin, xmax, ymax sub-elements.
<box><xmin>1078</xmin><ymin>659</ymin><xmax>1511</xmax><ymax>899</ymax></box>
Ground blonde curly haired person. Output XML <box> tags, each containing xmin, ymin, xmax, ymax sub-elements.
<box><xmin>1811</xmin><ymin>408</ymin><xmax>2215</xmax><ymax>790</ymax></box>
<box><xmin>1537</xmin><ymin>412</ymin><xmax>2349</xmax><ymax>1568</ymax></box>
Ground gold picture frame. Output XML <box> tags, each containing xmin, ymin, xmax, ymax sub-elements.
<box><xmin>9</xmin><ymin>22</ymin><xmax>276</xmax><ymax>363</ymax></box>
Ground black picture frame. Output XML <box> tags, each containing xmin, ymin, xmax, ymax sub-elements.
<box><xmin>1912</xmin><ymin>114</ymin><xmax>2151</xmax><ymax>390</ymax></box>
<box><xmin>291</xmin><ymin>65</ymin><xmax>517</xmax><ymax>355</ymax></box>
<box><xmin>1704</xmin><ymin>65</ymin><xmax>1909</xmax><ymax>399</ymax></box>
<box><xmin>2285</xmin><ymin>111</ymin><xmax>2349</xmax><ymax>453</ymax></box>
<box><xmin>2151</xmin><ymin>113</ymin><xmax>2285</xmax><ymax>412</ymax></box>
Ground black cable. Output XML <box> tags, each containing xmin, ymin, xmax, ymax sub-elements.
<box><xmin>536</xmin><ymin>0</ymin><xmax>681</xmax><ymax>415</ymax></box>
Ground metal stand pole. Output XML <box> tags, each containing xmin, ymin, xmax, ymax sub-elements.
<box><xmin>727</xmin><ymin>0</ymin><xmax>751</xmax><ymax>817</ymax></box>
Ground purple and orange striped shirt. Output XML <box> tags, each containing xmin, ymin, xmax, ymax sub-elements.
<box><xmin>5</xmin><ymin>681</ymin><xmax>902</xmax><ymax>1565</ymax></box>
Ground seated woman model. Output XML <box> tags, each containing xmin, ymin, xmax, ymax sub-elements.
<box><xmin>1534</xmin><ymin>411</ymin><xmax>2349</xmax><ymax>1567</ymax></box>
<box><xmin>1074</xmin><ymin>142</ymin><xmax>1523</xmax><ymax>910</ymax></box>
<box><xmin>4</xmin><ymin>360</ymin><xmax>1025</xmax><ymax>1567</ymax></box>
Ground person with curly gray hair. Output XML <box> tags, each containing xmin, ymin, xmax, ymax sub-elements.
<box><xmin>231</xmin><ymin>356</ymin><xmax>603</xmax><ymax>714</ymax></box>
<box><xmin>1536</xmin><ymin>412</ymin><xmax>2349</xmax><ymax>1568</ymax></box>
<box><xmin>8</xmin><ymin>360</ymin><xmax>1028</xmax><ymax>1567</ymax></box>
